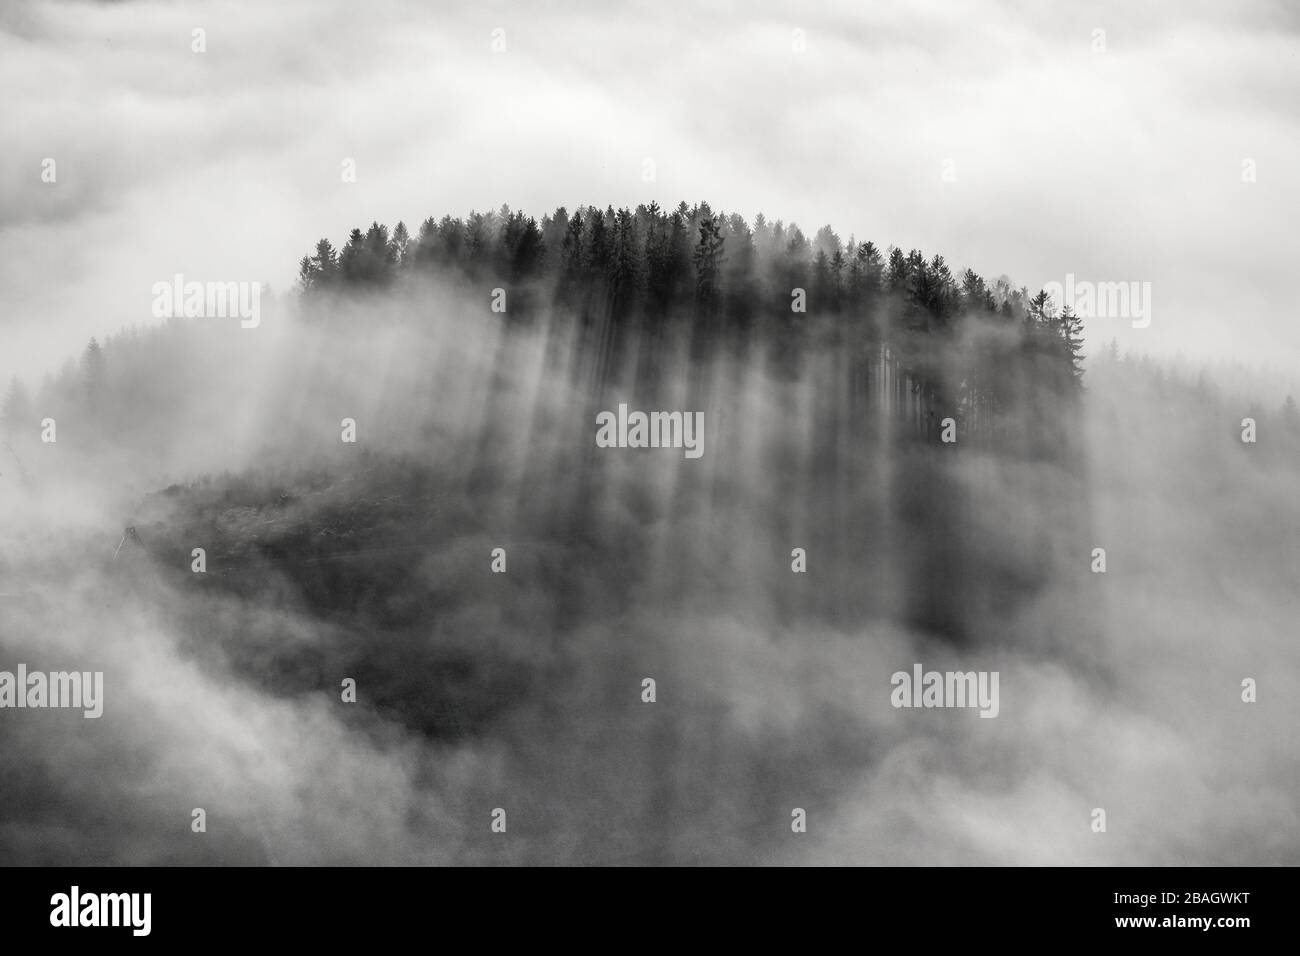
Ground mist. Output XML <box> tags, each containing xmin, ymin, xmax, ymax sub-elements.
<box><xmin>3</xmin><ymin>0</ymin><xmax>1298</xmax><ymax>868</ymax></box>
<box><xmin>2</xmin><ymin>226</ymin><xmax>1296</xmax><ymax>864</ymax></box>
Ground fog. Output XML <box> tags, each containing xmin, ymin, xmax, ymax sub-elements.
<box><xmin>3</xmin><ymin>0</ymin><xmax>1297</xmax><ymax>867</ymax></box>
<box><xmin>1</xmin><ymin>259</ymin><xmax>1296</xmax><ymax>865</ymax></box>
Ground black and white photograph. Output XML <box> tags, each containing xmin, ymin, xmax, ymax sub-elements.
<box><xmin>0</xmin><ymin>0</ymin><xmax>1295</xmax><ymax>931</ymax></box>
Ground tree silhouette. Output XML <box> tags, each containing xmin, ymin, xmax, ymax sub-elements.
<box><xmin>692</xmin><ymin>215</ymin><xmax>726</xmax><ymax>317</ymax></box>
<box><xmin>291</xmin><ymin>201</ymin><xmax>1089</xmax><ymax>451</ymax></box>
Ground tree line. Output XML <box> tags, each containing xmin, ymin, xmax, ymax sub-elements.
<box><xmin>295</xmin><ymin>201</ymin><xmax>1085</xmax><ymax>450</ymax></box>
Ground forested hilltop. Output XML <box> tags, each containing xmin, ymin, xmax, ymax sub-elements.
<box><xmin>5</xmin><ymin>201</ymin><xmax>1299</xmax><ymax>867</ymax></box>
<box><xmin>297</xmin><ymin>201</ymin><xmax>1084</xmax><ymax>453</ymax></box>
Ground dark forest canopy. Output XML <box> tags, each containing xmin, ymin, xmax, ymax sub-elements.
<box><xmin>295</xmin><ymin>201</ymin><xmax>1086</xmax><ymax>451</ymax></box>
<box><xmin>296</xmin><ymin>202</ymin><xmax>1083</xmax><ymax>372</ymax></box>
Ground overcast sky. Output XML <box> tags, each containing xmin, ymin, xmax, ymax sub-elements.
<box><xmin>2</xmin><ymin>0</ymin><xmax>1298</xmax><ymax>389</ymax></box>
